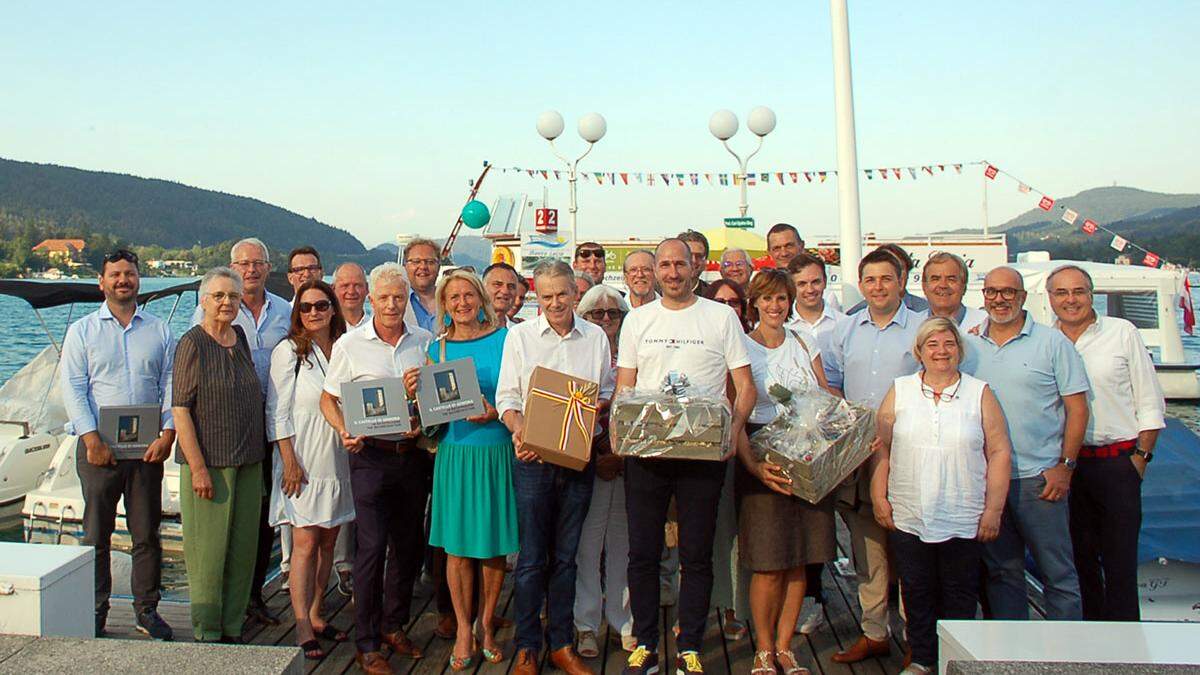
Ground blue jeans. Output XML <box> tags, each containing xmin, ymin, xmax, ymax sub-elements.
<box><xmin>512</xmin><ymin>459</ymin><xmax>594</xmax><ymax>652</ymax></box>
<box><xmin>982</xmin><ymin>474</ymin><xmax>1083</xmax><ymax>620</ymax></box>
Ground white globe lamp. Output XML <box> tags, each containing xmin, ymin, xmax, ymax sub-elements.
<box><xmin>578</xmin><ymin>113</ymin><xmax>607</xmax><ymax>144</ymax></box>
<box><xmin>708</xmin><ymin>109</ymin><xmax>738</xmax><ymax>141</ymax></box>
<box><xmin>747</xmin><ymin>106</ymin><xmax>777</xmax><ymax>137</ymax></box>
<box><xmin>536</xmin><ymin>110</ymin><xmax>565</xmax><ymax>141</ymax></box>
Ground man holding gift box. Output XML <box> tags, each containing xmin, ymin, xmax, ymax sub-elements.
<box><xmin>613</xmin><ymin>239</ymin><xmax>757</xmax><ymax>675</ymax></box>
<box><xmin>497</xmin><ymin>260</ymin><xmax>615</xmax><ymax>675</ymax></box>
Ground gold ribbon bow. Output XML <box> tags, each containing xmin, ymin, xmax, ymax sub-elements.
<box><xmin>530</xmin><ymin>380</ymin><xmax>598</xmax><ymax>452</ymax></box>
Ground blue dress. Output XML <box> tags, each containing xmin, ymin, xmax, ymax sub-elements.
<box><xmin>428</xmin><ymin>327</ymin><xmax>519</xmax><ymax>558</ymax></box>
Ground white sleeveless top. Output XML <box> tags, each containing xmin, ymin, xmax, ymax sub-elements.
<box><xmin>888</xmin><ymin>371</ymin><xmax>988</xmax><ymax>543</ymax></box>
<box><xmin>744</xmin><ymin>331</ymin><xmax>820</xmax><ymax>425</ymax></box>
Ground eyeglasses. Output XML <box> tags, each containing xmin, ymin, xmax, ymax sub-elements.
<box><xmin>584</xmin><ymin>308</ymin><xmax>625</xmax><ymax>321</ymax></box>
<box><xmin>289</xmin><ymin>264</ymin><xmax>322</xmax><ymax>274</ymax></box>
<box><xmin>1049</xmin><ymin>288</ymin><xmax>1092</xmax><ymax>299</ymax></box>
<box><xmin>625</xmin><ymin>265</ymin><xmax>652</xmax><ymax>276</ymax></box>
<box><xmin>298</xmin><ymin>300</ymin><xmax>332</xmax><ymax>313</ymax></box>
<box><xmin>208</xmin><ymin>291</ymin><xmax>242</xmax><ymax>303</ymax></box>
<box><xmin>576</xmin><ymin>248</ymin><xmax>605</xmax><ymax>260</ymax></box>
<box><xmin>982</xmin><ymin>287</ymin><xmax>1022</xmax><ymax>300</ymax></box>
<box><xmin>231</xmin><ymin>259</ymin><xmax>269</xmax><ymax>269</ymax></box>
<box><xmin>714</xmin><ymin>298</ymin><xmax>743</xmax><ymax>309</ymax></box>
<box><xmin>104</xmin><ymin>249</ymin><xmax>139</xmax><ymax>265</ymax></box>
<box><xmin>721</xmin><ymin>260</ymin><xmax>749</xmax><ymax>269</ymax></box>
<box><xmin>405</xmin><ymin>258</ymin><xmax>439</xmax><ymax>268</ymax></box>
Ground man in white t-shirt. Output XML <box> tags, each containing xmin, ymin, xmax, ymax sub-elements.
<box><xmin>614</xmin><ymin>239</ymin><xmax>756</xmax><ymax>675</ymax></box>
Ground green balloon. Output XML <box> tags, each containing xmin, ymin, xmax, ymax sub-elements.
<box><xmin>461</xmin><ymin>200</ymin><xmax>491</xmax><ymax>230</ymax></box>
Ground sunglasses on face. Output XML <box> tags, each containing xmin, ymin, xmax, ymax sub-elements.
<box><xmin>298</xmin><ymin>300</ymin><xmax>332</xmax><ymax>313</ymax></box>
<box><xmin>715</xmin><ymin>298</ymin><xmax>743</xmax><ymax>309</ymax></box>
<box><xmin>584</xmin><ymin>308</ymin><xmax>625</xmax><ymax>321</ymax></box>
<box><xmin>576</xmin><ymin>249</ymin><xmax>605</xmax><ymax>260</ymax></box>
<box><xmin>104</xmin><ymin>249</ymin><xmax>139</xmax><ymax>265</ymax></box>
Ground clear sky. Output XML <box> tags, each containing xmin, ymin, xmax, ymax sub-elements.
<box><xmin>2</xmin><ymin>1</ymin><xmax>1197</xmax><ymax>248</ymax></box>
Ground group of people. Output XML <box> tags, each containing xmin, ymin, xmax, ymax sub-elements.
<box><xmin>60</xmin><ymin>222</ymin><xmax>1164</xmax><ymax>675</ymax></box>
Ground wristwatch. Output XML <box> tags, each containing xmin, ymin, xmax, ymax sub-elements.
<box><xmin>1059</xmin><ymin>456</ymin><xmax>1077</xmax><ymax>470</ymax></box>
<box><xmin>1133</xmin><ymin>448</ymin><xmax>1154</xmax><ymax>462</ymax></box>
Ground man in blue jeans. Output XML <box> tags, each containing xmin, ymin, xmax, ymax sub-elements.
<box><xmin>962</xmin><ymin>266</ymin><xmax>1090</xmax><ymax>620</ymax></box>
<box><xmin>497</xmin><ymin>260</ymin><xmax>615</xmax><ymax>675</ymax></box>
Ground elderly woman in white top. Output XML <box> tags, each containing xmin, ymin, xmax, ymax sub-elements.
<box><xmin>572</xmin><ymin>284</ymin><xmax>635</xmax><ymax>657</ymax></box>
<box><xmin>266</xmin><ymin>279</ymin><xmax>355</xmax><ymax>659</ymax></box>
<box><xmin>870</xmin><ymin>317</ymin><xmax>1012</xmax><ymax>675</ymax></box>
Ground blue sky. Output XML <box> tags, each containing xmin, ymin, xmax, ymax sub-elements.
<box><xmin>2</xmin><ymin>1</ymin><xmax>1197</xmax><ymax>247</ymax></box>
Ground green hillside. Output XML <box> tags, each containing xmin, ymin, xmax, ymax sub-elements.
<box><xmin>1008</xmin><ymin>205</ymin><xmax>1200</xmax><ymax>266</ymax></box>
<box><xmin>0</xmin><ymin>156</ymin><xmax>367</xmax><ymax>257</ymax></box>
<box><xmin>996</xmin><ymin>186</ymin><xmax>1200</xmax><ymax>232</ymax></box>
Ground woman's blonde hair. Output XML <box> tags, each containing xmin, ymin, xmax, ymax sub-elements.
<box><xmin>434</xmin><ymin>268</ymin><xmax>498</xmax><ymax>337</ymax></box>
<box><xmin>912</xmin><ymin>316</ymin><xmax>966</xmax><ymax>366</ymax></box>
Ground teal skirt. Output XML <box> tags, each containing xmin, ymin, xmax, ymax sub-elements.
<box><xmin>429</xmin><ymin>440</ymin><xmax>519</xmax><ymax>559</ymax></box>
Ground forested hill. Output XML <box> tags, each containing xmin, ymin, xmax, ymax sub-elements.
<box><xmin>0</xmin><ymin>157</ymin><xmax>367</xmax><ymax>255</ymax></box>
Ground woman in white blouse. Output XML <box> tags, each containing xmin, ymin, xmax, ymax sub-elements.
<box><xmin>870</xmin><ymin>317</ymin><xmax>1012</xmax><ymax>675</ymax></box>
<box><xmin>266</xmin><ymin>280</ymin><xmax>355</xmax><ymax>659</ymax></box>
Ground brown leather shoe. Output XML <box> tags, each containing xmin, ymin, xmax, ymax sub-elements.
<box><xmin>831</xmin><ymin>635</ymin><xmax>890</xmax><ymax>663</ymax></box>
<box><xmin>355</xmin><ymin>650</ymin><xmax>394</xmax><ymax>675</ymax></box>
<box><xmin>512</xmin><ymin>648</ymin><xmax>539</xmax><ymax>675</ymax></box>
<box><xmin>435</xmin><ymin>613</ymin><xmax>456</xmax><ymax>639</ymax></box>
<box><xmin>382</xmin><ymin>630</ymin><xmax>423</xmax><ymax>659</ymax></box>
<box><xmin>550</xmin><ymin>646</ymin><xmax>594</xmax><ymax>675</ymax></box>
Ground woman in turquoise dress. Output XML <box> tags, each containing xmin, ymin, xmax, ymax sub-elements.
<box><xmin>423</xmin><ymin>269</ymin><xmax>517</xmax><ymax>670</ymax></box>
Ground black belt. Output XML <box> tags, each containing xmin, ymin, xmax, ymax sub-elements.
<box><xmin>363</xmin><ymin>437</ymin><xmax>414</xmax><ymax>453</ymax></box>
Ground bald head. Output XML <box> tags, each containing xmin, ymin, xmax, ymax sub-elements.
<box><xmin>984</xmin><ymin>266</ymin><xmax>1024</xmax><ymax>291</ymax></box>
<box><xmin>654</xmin><ymin>238</ymin><xmax>694</xmax><ymax>302</ymax></box>
<box><xmin>982</xmin><ymin>266</ymin><xmax>1027</xmax><ymax>325</ymax></box>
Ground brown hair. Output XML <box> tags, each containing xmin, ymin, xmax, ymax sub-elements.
<box><xmin>745</xmin><ymin>268</ymin><xmax>796</xmax><ymax>326</ymax></box>
<box><xmin>704</xmin><ymin>278</ymin><xmax>749</xmax><ymax>333</ymax></box>
<box><xmin>858</xmin><ymin>248</ymin><xmax>903</xmax><ymax>279</ymax></box>
<box><xmin>786</xmin><ymin>252</ymin><xmax>827</xmax><ymax>279</ymax></box>
<box><xmin>288</xmin><ymin>279</ymin><xmax>346</xmax><ymax>369</ymax></box>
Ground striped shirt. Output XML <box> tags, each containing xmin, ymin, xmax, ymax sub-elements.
<box><xmin>173</xmin><ymin>325</ymin><xmax>265</xmax><ymax>468</ymax></box>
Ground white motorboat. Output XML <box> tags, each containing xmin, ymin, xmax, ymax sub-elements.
<box><xmin>0</xmin><ymin>345</ymin><xmax>66</xmax><ymax>508</ymax></box>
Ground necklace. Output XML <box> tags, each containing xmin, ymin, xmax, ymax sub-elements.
<box><xmin>920</xmin><ymin>371</ymin><xmax>962</xmax><ymax>403</ymax></box>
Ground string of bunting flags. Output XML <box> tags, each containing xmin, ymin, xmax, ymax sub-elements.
<box><xmin>486</xmin><ymin>160</ymin><xmax>974</xmax><ymax>187</ymax></box>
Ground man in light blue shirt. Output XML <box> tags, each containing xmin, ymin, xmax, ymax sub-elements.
<box><xmin>962</xmin><ymin>266</ymin><xmax>1090</xmax><ymax>621</ymax></box>
<box><xmin>59</xmin><ymin>249</ymin><xmax>175</xmax><ymax>640</ymax></box>
<box><xmin>823</xmin><ymin>249</ymin><xmax>921</xmax><ymax>663</ymax></box>
<box><xmin>191</xmin><ymin>237</ymin><xmax>291</xmax><ymax>625</ymax></box>
<box><xmin>401</xmin><ymin>238</ymin><xmax>440</xmax><ymax>333</ymax></box>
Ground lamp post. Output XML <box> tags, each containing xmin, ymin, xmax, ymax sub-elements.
<box><xmin>708</xmin><ymin>106</ymin><xmax>776</xmax><ymax>217</ymax></box>
<box><xmin>536</xmin><ymin>111</ymin><xmax>607</xmax><ymax>244</ymax></box>
<box><xmin>830</xmin><ymin>0</ymin><xmax>863</xmax><ymax>304</ymax></box>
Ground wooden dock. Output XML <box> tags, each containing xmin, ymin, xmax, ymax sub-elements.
<box><xmin>102</xmin><ymin>522</ymin><xmax>1045</xmax><ymax>673</ymax></box>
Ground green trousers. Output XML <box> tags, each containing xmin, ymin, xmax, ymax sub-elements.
<box><xmin>181</xmin><ymin>462</ymin><xmax>263</xmax><ymax>641</ymax></box>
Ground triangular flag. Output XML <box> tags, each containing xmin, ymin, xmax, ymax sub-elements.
<box><xmin>1143</xmin><ymin>251</ymin><xmax>1161</xmax><ymax>268</ymax></box>
<box><xmin>1038</xmin><ymin>196</ymin><xmax>1055</xmax><ymax>211</ymax></box>
<box><xmin>953</xmin><ymin>164</ymin><xmax>963</xmax><ymax>173</ymax></box>
<box><xmin>705</xmin><ymin>173</ymin><xmax>713</xmax><ymax>185</ymax></box>
<box><xmin>661</xmin><ymin>173</ymin><xmax>671</xmax><ymax>186</ymax></box>
<box><xmin>1018</xmin><ymin>183</ymin><xmax>1031</xmax><ymax>193</ymax></box>
<box><xmin>775</xmin><ymin>172</ymin><xmax>784</xmax><ymax>184</ymax></box>
<box><xmin>984</xmin><ymin>165</ymin><xmax>998</xmax><ymax>180</ymax></box>
<box><xmin>938</xmin><ymin>164</ymin><xmax>945</xmax><ymax>172</ymax></box>
<box><xmin>747</xmin><ymin>174</ymin><xmax>757</xmax><ymax>186</ymax></box>
<box><xmin>636</xmin><ymin>172</ymin><xmax>644</xmax><ymax>184</ymax></box>
<box><xmin>1081</xmin><ymin>219</ymin><xmax>1098</xmax><ymax>235</ymax></box>
<box><xmin>609</xmin><ymin>172</ymin><xmax>616</xmax><ymax>185</ymax></box>
<box><xmin>554</xmin><ymin>170</ymin><xmax>561</xmax><ymax>180</ymax></box>
<box><xmin>1061</xmin><ymin>209</ymin><xmax>1078</xmax><ymax>225</ymax></box>
<box><xmin>620</xmin><ymin>172</ymin><xmax>629</xmax><ymax>185</ymax></box>
<box><xmin>893</xmin><ymin>168</ymin><xmax>902</xmax><ymax>179</ymax></box>
<box><xmin>1110</xmin><ymin>235</ymin><xmax>1128</xmax><ymax>252</ymax></box>
<box><xmin>595</xmin><ymin>173</ymin><xmax>604</xmax><ymax>184</ymax></box>
<box><xmin>865</xmin><ymin>169</ymin><xmax>874</xmax><ymax>180</ymax></box>
<box><xmin>818</xmin><ymin>171</ymin><xmax>828</xmax><ymax>183</ymax></box>
<box><xmin>676</xmin><ymin>173</ymin><xmax>685</xmax><ymax>187</ymax></box>
<box><xmin>647</xmin><ymin>173</ymin><xmax>655</xmax><ymax>186</ymax></box>
<box><xmin>527</xmin><ymin>169</ymin><xmax>535</xmax><ymax>177</ymax></box>
<box><xmin>761</xmin><ymin>172</ymin><xmax>770</xmax><ymax>184</ymax></box>
<box><xmin>540</xmin><ymin>170</ymin><xmax>548</xmax><ymax>180</ymax></box>
<box><xmin>804</xmin><ymin>172</ymin><xmax>813</xmax><ymax>182</ymax></box>
<box><xmin>789</xmin><ymin>172</ymin><xmax>799</xmax><ymax>183</ymax></box>
<box><xmin>922</xmin><ymin>166</ymin><xmax>934</xmax><ymax>176</ymax></box>
<box><xmin>690</xmin><ymin>173</ymin><xmax>699</xmax><ymax>186</ymax></box>
<box><xmin>907</xmin><ymin>167</ymin><xmax>917</xmax><ymax>180</ymax></box>
<box><xmin>879</xmin><ymin>168</ymin><xmax>888</xmax><ymax>180</ymax></box>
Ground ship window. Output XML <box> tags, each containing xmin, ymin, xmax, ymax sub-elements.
<box><xmin>1095</xmin><ymin>291</ymin><xmax>1159</xmax><ymax>329</ymax></box>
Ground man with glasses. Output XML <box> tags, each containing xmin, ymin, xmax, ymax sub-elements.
<box><xmin>483</xmin><ymin>262</ymin><xmax>523</xmax><ymax>327</ymax></box>
<box><xmin>718</xmin><ymin>247</ymin><xmax>752</xmax><ymax>289</ymax></box>
<box><xmin>286</xmin><ymin>246</ymin><xmax>324</xmax><ymax>295</ymax></box>
<box><xmin>191</xmin><ymin>236</ymin><xmax>292</xmax><ymax>625</ymax></box>
<box><xmin>616</xmin><ymin>239</ymin><xmax>756</xmax><ymax>675</ymax></box>
<box><xmin>401</xmin><ymin>238</ymin><xmax>440</xmax><ymax>333</ymax></box>
<box><xmin>677</xmin><ymin>230</ymin><xmax>711</xmax><ymax>296</ymax></box>
<box><xmin>917</xmin><ymin>251</ymin><xmax>986</xmax><ymax>332</ymax></box>
<box><xmin>824</xmin><ymin>248</ymin><xmax>921</xmax><ymax>663</ymax></box>
<box><xmin>61</xmin><ymin>249</ymin><xmax>176</xmax><ymax>640</ymax></box>
<box><xmin>334</xmin><ymin>262</ymin><xmax>371</xmax><ymax>330</ymax></box>
<box><xmin>497</xmin><ymin>260</ymin><xmax>614</xmax><ymax>675</ymax></box>
<box><xmin>622</xmin><ymin>250</ymin><xmax>658</xmax><ymax>309</ymax></box>
<box><xmin>572</xmin><ymin>242</ymin><xmax>607</xmax><ymax>286</ymax></box>
<box><xmin>962</xmin><ymin>266</ymin><xmax>1089</xmax><ymax>620</ymax></box>
<box><xmin>1047</xmin><ymin>265</ymin><xmax>1162</xmax><ymax>621</ymax></box>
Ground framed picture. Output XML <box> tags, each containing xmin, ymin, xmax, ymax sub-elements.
<box><xmin>97</xmin><ymin>405</ymin><xmax>161</xmax><ymax>460</ymax></box>
<box><xmin>342</xmin><ymin>378</ymin><xmax>411</xmax><ymax>438</ymax></box>
<box><xmin>416</xmin><ymin>357</ymin><xmax>484</xmax><ymax>426</ymax></box>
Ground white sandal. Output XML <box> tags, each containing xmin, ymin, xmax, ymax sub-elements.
<box><xmin>751</xmin><ymin>650</ymin><xmax>778</xmax><ymax>675</ymax></box>
<box><xmin>774</xmin><ymin>649</ymin><xmax>811</xmax><ymax>675</ymax></box>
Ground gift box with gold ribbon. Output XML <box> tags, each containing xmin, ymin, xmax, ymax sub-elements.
<box><xmin>521</xmin><ymin>366</ymin><xmax>600</xmax><ymax>470</ymax></box>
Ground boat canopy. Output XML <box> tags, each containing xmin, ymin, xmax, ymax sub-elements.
<box><xmin>0</xmin><ymin>279</ymin><xmax>200</xmax><ymax>309</ymax></box>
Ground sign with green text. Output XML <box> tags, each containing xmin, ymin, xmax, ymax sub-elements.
<box><xmin>724</xmin><ymin>217</ymin><xmax>755</xmax><ymax>229</ymax></box>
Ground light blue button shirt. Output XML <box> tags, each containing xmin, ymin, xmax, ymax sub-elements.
<box><xmin>59</xmin><ymin>303</ymin><xmax>175</xmax><ymax>435</ymax></box>
<box><xmin>824</xmin><ymin>303</ymin><xmax>922</xmax><ymax>409</ymax></box>
<box><xmin>961</xmin><ymin>312</ymin><xmax>1090</xmax><ymax>479</ymax></box>
<box><xmin>192</xmin><ymin>290</ymin><xmax>291</xmax><ymax>394</ymax></box>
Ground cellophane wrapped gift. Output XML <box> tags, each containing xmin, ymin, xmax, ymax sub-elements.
<box><xmin>749</xmin><ymin>383</ymin><xmax>876</xmax><ymax>504</ymax></box>
<box><xmin>611</xmin><ymin>389</ymin><xmax>731</xmax><ymax>461</ymax></box>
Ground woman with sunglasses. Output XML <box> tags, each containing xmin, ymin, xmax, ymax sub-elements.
<box><xmin>737</xmin><ymin>270</ymin><xmax>835</xmax><ymax>675</ymax></box>
<box><xmin>706</xmin><ymin>278</ymin><xmax>750</xmax><ymax>332</ymax></box>
<box><xmin>265</xmin><ymin>280</ymin><xmax>352</xmax><ymax>659</ymax></box>
<box><xmin>572</xmin><ymin>284</ymin><xmax>637</xmax><ymax>657</ymax></box>
<box><xmin>172</xmin><ymin>267</ymin><xmax>266</xmax><ymax>642</ymax></box>
<box><xmin>870</xmin><ymin>317</ymin><xmax>1012</xmax><ymax>675</ymax></box>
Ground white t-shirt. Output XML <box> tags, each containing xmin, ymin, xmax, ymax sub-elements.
<box><xmin>617</xmin><ymin>297</ymin><xmax>750</xmax><ymax>401</ymax></box>
<box><xmin>745</xmin><ymin>332</ymin><xmax>821</xmax><ymax>424</ymax></box>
